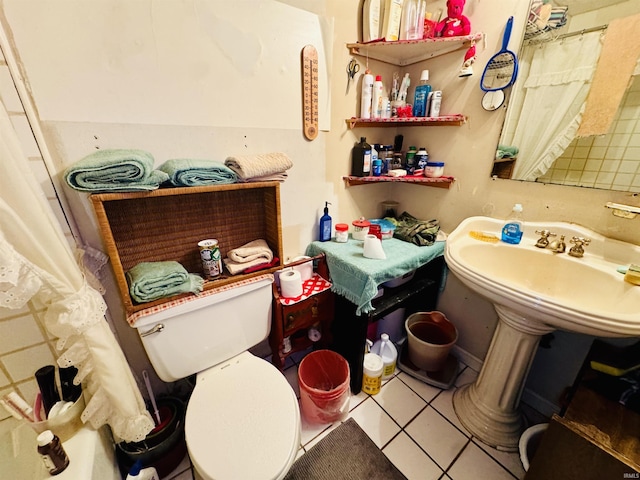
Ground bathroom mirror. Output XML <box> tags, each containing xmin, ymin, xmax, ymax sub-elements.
<box><xmin>491</xmin><ymin>0</ymin><xmax>640</xmax><ymax>193</ymax></box>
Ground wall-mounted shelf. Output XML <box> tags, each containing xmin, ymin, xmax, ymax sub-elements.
<box><xmin>347</xmin><ymin>33</ymin><xmax>484</xmax><ymax>66</ymax></box>
<box><xmin>343</xmin><ymin>175</ymin><xmax>454</xmax><ymax>189</ymax></box>
<box><xmin>346</xmin><ymin>114</ymin><xmax>466</xmax><ymax>129</ymax></box>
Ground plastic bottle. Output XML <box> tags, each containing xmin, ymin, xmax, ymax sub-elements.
<box><xmin>126</xmin><ymin>460</ymin><xmax>160</xmax><ymax>480</ymax></box>
<box><xmin>37</xmin><ymin>430</ymin><xmax>69</xmax><ymax>475</ymax></box>
<box><xmin>372</xmin><ymin>158</ymin><xmax>383</xmax><ymax>176</ymax></box>
<box><xmin>360</xmin><ymin>70</ymin><xmax>374</xmax><ymax>119</ymax></box>
<box><xmin>501</xmin><ymin>204</ymin><xmax>524</xmax><ymax>244</ymax></box>
<box><xmin>405</xmin><ymin>145</ymin><xmax>417</xmax><ymax>174</ymax></box>
<box><xmin>362</xmin><ymin>353</ymin><xmax>383</xmax><ymax>395</ymax></box>
<box><xmin>415</xmin><ymin>147</ymin><xmax>429</xmax><ymax>171</ymax></box>
<box><xmin>399</xmin><ymin>0</ymin><xmax>426</xmax><ymax>40</ymax></box>
<box><xmin>381</xmin><ymin>0</ymin><xmax>403</xmax><ymax>41</ymax></box>
<box><xmin>372</xmin><ymin>75</ymin><xmax>384</xmax><ymax>119</ymax></box>
<box><xmin>412</xmin><ymin>70</ymin><xmax>432</xmax><ymax>117</ymax></box>
<box><xmin>351</xmin><ymin>137</ymin><xmax>372</xmax><ymax>177</ymax></box>
<box><xmin>319</xmin><ymin>202</ymin><xmax>332</xmax><ymax>242</ymax></box>
<box><xmin>370</xmin><ymin>333</ymin><xmax>398</xmax><ymax>379</ymax></box>
<box><xmin>429</xmin><ymin>90</ymin><xmax>442</xmax><ymax>117</ymax></box>
<box><xmin>362</xmin><ymin>0</ymin><xmax>383</xmax><ymax>42</ymax></box>
<box><xmin>371</xmin><ymin>143</ymin><xmax>379</xmax><ymax>171</ymax></box>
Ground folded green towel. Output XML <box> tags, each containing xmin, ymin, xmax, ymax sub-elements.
<box><xmin>126</xmin><ymin>261</ymin><xmax>204</xmax><ymax>303</ymax></box>
<box><xmin>158</xmin><ymin>159</ymin><xmax>238</xmax><ymax>186</ymax></box>
<box><xmin>390</xmin><ymin>212</ymin><xmax>440</xmax><ymax>247</ymax></box>
<box><xmin>496</xmin><ymin>144</ymin><xmax>519</xmax><ymax>159</ymax></box>
<box><xmin>64</xmin><ymin>149</ymin><xmax>169</xmax><ymax>192</ymax></box>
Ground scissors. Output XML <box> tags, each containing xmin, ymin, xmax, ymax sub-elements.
<box><xmin>346</xmin><ymin>58</ymin><xmax>360</xmax><ymax>94</ymax></box>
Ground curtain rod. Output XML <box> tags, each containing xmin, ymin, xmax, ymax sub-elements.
<box><xmin>525</xmin><ymin>24</ymin><xmax>608</xmax><ymax>45</ymax></box>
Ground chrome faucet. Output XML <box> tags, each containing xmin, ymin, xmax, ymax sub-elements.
<box><xmin>549</xmin><ymin>235</ymin><xmax>566</xmax><ymax>253</ymax></box>
<box><xmin>568</xmin><ymin>237</ymin><xmax>591</xmax><ymax>258</ymax></box>
<box><xmin>534</xmin><ymin>230</ymin><xmax>556</xmax><ymax>248</ymax></box>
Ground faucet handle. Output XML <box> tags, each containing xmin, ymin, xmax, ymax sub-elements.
<box><xmin>534</xmin><ymin>230</ymin><xmax>556</xmax><ymax>248</ymax></box>
<box><xmin>568</xmin><ymin>237</ymin><xmax>591</xmax><ymax>257</ymax></box>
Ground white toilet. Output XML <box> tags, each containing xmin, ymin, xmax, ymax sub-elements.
<box><xmin>134</xmin><ymin>275</ymin><xmax>301</xmax><ymax>480</ymax></box>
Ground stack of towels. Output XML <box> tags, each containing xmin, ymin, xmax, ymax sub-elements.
<box><xmin>64</xmin><ymin>149</ymin><xmax>169</xmax><ymax>192</ymax></box>
<box><xmin>224</xmin><ymin>152</ymin><xmax>293</xmax><ymax>182</ymax></box>
<box><xmin>126</xmin><ymin>261</ymin><xmax>204</xmax><ymax>303</ymax></box>
<box><xmin>157</xmin><ymin>158</ymin><xmax>237</xmax><ymax>187</ymax></box>
<box><xmin>223</xmin><ymin>239</ymin><xmax>276</xmax><ymax>275</ymax></box>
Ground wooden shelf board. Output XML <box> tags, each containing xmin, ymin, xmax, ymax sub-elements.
<box><xmin>346</xmin><ymin>115</ymin><xmax>466</xmax><ymax>129</ymax></box>
<box><xmin>347</xmin><ymin>33</ymin><xmax>484</xmax><ymax>66</ymax></box>
<box><xmin>343</xmin><ymin>175</ymin><xmax>454</xmax><ymax>189</ymax></box>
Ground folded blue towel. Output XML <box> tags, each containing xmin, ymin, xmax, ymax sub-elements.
<box><xmin>64</xmin><ymin>149</ymin><xmax>169</xmax><ymax>192</ymax></box>
<box><xmin>158</xmin><ymin>159</ymin><xmax>238</xmax><ymax>186</ymax></box>
<box><xmin>126</xmin><ymin>261</ymin><xmax>204</xmax><ymax>303</ymax></box>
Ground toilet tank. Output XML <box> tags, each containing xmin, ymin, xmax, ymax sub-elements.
<box><xmin>134</xmin><ymin>275</ymin><xmax>274</xmax><ymax>382</ymax></box>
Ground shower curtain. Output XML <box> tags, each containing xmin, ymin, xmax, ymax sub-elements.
<box><xmin>0</xmin><ymin>104</ymin><xmax>154</xmax><ymax>442</ymax></box>
<box><xmin>508</xmin><ymin>31</ymin><xmax>603</xmax><ymax>181</ymax></box>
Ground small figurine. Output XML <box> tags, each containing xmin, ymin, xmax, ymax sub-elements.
<box><xmin>459</xmin><ymin>41</ymin><xmax>476</xmax><ymax>77</ymax></box>
<box><xmin>435</xmin><ymin>0</ymin><xmax>471</xmax><ymax>38</ymax></box>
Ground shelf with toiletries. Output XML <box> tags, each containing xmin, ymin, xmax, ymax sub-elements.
<box><xmin>343</xmin><ymin>175</ymin><xmax>453</xmax><ymax>189</ymax></box>
<box><xmin>91</xmin><ymin>182</ymin><xmax>283</xmax><ymax>316</ymax></box>
<box><xmin>347</xmin><ymin>33</ymin><xmax>483</xmax><ymax>66</ymax></box>
<box><xmin>346</xmin><ymin>114</ymin><xmax>466</xmax><ymax>129</ymax></box>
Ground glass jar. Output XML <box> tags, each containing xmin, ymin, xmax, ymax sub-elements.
<box><xmin>335</xmin><ymin>223</ymin><xmax>349</xmax><ymax>242</ymax></box>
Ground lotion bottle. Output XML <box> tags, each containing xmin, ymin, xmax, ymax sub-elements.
<box><xmin>360</xmin><ymin>69</ymin><xmax>374</xmax><ymax>119</ymax></box>
<box><xmin>319</xmin><ymin>202</ymin><xmax>332</xmax><ymax>242</ymax></box>
<box><xmin>362</xmin><ymin>0</ymin><xmax>383</xmax><ymax>42</ymax></box>
<box><xmin>501</xmin><ymin>204</ymin><xmax>524</xmax><ymax>244</ymax></box>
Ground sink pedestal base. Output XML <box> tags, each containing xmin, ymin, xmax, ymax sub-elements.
<box><xmin>452</xmin><ymin>305</ymin><xmax>554</xmax><ymax>451</ymax></box>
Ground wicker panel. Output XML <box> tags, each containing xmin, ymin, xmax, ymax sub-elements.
<box><xmin>91</xmin><ymin>182</ymin><xmax>283</xmax><ymax>315</ymax></box>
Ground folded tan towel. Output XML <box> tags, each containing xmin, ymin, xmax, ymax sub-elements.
<box><xmin>245</xmin><ymin>172</ymin><xmax>289</xmax><ymax>183</ymax></box>
<box><xmin>228</xmin><ymin>239</ymin><xmax>274</xmax><ymax>264</ymax></box>
<box><xmin>224</xmin><ymin>153</ymin><xmax>293</xmax><ymax>180</ymax></box>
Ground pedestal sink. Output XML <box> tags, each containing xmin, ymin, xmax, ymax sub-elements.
<box><xmin>445</xmin><ymin>216</ymin><xmax>640</xmax><ymax>451</ymax></box>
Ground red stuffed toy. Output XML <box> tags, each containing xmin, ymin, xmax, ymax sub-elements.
<box><xmin>436</xmin><ymin>0</ymin><xmax>471</xmax><ymax>38</ymax></box>
<box><xmin>436</xmin><ymin>0</ymin><xmax>476</xmax><ymax>76</ymax></box>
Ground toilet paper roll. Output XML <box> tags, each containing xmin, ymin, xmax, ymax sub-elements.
<box><xmin>363</xmin><ymin>234</ymin><xmax>386</xmax><ymax>259</ymax></box>
<box><xmin>280</xmin><ymin>269</ymin><xmax>303</xmax><ymax>298</ymax></box>
<box><xmin>289</xmin><ymin>255</ymin><xmax>313</xmax><ymax>281</ymax></box>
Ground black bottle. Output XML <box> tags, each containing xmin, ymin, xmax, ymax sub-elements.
<box><xmin>351</xmin><ymin>137</ymin><xmax>372</xmax><ymax>177</ymax></box>
<box><xmin>37</xmin><ymin>430</ymin><xmax>69</xmax><ymax>475</ymax></box>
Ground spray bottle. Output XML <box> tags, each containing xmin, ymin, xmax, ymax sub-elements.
<box><xmin>319</xmin><ymin>202</ymin><xmax>332</xmax><ymax>242</ymax></box>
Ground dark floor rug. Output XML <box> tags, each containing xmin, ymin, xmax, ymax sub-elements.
<box><xmin>284</xmin><ymin>418</ymin><xmax>407</xmax><ymax>480</ymax></box>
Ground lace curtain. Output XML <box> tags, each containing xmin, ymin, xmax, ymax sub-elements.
<box><xmin>506</xmin><ymin>31</ymin><xmax>604</xmax><ymax>181</ymax></box>
<box><xmin>0</xmin><ymin>103</ymin><xmax>154</xmax><ymax>442</ymax></box>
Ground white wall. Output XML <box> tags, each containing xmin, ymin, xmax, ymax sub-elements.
<box><xmin>2</xmin><ymin>0</ymin><xmax>639</xmax><ymax>414</ymax></box>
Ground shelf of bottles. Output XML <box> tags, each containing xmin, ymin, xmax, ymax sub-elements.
<box><xmin>346</xmin><ymin>33</ymin><xmax>484</xmax><ymax>66</ymax></box>
<box><xmin>346</xmin><ymin>114</ymin><xmax>466</xmax><ymax>129</ymax></box>
<box><xmin>343</xmin><ymin>175</ymin><xmax>454</xmax><ymax>189</ymax></box>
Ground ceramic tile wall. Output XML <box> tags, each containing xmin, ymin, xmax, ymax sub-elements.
<box><xmin>0</xmin><ymin>47</ymin><xmax>74</xmax><ymax>421</ymax></box>
<box><xmin>540</xmin><ymin>76</ymin><xmax>640</xmax><ymax>190</ymax></box>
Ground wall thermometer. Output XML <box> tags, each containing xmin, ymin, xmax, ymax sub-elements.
<box><xmin>301</xmin><ymin>45</ymin><xmax>319</xmax><ymax>141</ymax></box>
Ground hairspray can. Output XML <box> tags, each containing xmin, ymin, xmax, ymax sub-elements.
<box><xmin>198</xmin><ymin>239</ymin><xmax>222</xmax><ymax>278</ymax></box>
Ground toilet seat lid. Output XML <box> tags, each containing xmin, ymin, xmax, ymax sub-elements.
<box><xmin>186</xmin><ymin>353</ymin><xmax>300</xmax><ymax>480</ymax></box>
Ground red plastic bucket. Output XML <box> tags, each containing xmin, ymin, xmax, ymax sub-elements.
<box><xmin>298</xmin><ymin>350</ymin><xmax>350</xmax><ymax>424</ymax></box>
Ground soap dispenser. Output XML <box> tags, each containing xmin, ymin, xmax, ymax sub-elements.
<box><xmin>319</xmin><ymin>202</ymin><xmax>332</xmax><ymax>242</ymax></box>
<box><xmin>501</xmin><ymin>203</ymin><xmax>524</xmax><ymax>244</ymax></box>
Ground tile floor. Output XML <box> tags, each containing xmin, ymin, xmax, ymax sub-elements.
<box><xmin>164</xmin><ymin>348</ymin><xmax>545</xmax><ymax>480</ymax></box>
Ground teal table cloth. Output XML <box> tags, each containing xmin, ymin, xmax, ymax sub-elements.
<box><xmin>306</xmin><ymin>238</ymin><xmax>445</xmax><ymax>315</ymax></box>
